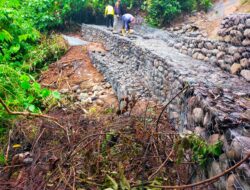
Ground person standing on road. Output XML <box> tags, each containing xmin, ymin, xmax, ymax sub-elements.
<box><xmin>104</xmin><ymin>2</ymin><xmax>114</xmax><ymax>29</ymax></box>
<box><xmin>113</xmin><ymin>0</ymin><xmax>123</xmax><ymax>33</ymax></box>
<box><xmin>121</xmin><ymin>13</ymin><xmax>135</xmax><ymax>35</ymax></box>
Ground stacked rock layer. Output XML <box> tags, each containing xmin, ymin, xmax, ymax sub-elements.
<box><xmin>82</xmin><ymin>24</ymin><xmax>250</xmax><ymax>189</ymax></box>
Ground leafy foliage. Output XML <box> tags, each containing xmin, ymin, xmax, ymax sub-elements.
<box><xmin>174</xmin><ymin>134</ymin><xmax>223</xmax><ymax>167</ymax></box>
<box><xmin>146</xmin><ymin>0</ymin><xmax>181</xmax><ymax>26</ymax></box>
<box><xmin>0</xmin><ymin>0</ymin><xmax>67</xmax><ymax>152</ymax></box>
<box><xmin>145</xmin><ymin>0</ymin><xmax>212</xmax><ymax>26</ymax></box>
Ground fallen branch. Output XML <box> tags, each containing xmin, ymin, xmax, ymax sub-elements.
<box><xmin>0</xmin><ymin>98</ymin><xmax>56</xmax><ymax>120</ymax></box>
<box><xmin>146</xmin><ymin>152</ymin><xmax>250</xmax><ymax>189</ymax></box>
<box><xmin>148</xmin><ymin>149</ymin><xmax>174</xmax><ymax>180</ymax></box>
<box><xmin>156</xmin><ymin>85</ymin><xmax>189</xmax><ymax>132</ymax></box>
<box><xmin>0</xmin><ymin>98</ymin><xmax>66</xmax><ymax>131</ymax></box>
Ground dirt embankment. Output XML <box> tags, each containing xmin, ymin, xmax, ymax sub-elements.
<box><xmin>0</xmin><ymin>37</ymin><xmax>192</xmax><ymax>189</ymax></box>
<box><xmin>171</xmin><ymin>0</ymin><xmax>250</xmax><ymax>38</ymax></box>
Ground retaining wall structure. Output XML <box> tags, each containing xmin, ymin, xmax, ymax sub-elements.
<box><xmin>167</xmin><ymin>14</ymin><xmax>250</xmax><ymax>82</ymax></box>
<box><xmin>81</xmin><ymin>24</ymin><xmax>250</xmax><ymax>189</ymax></box>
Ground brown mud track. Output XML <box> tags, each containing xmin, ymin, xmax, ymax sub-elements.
<box><xmin>0</xmin><ymin>38</ymin><xmax>194</xmax><ymax>190</ymax></box>
<box><xmin>40</xmin><ymin>43</ymin><xmax>105</xmax><ymax>90</ymax></box>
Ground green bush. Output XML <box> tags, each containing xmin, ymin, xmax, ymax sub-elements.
<box><xmin>145</xmin><ymin>0</ymin><xmax>212</xmax><ymax>26</ymax></box>
<box><xmin>0</xmin><ymin>7</ymin><xmax>40</xmax><ymax>65</ymax></box>
<box><xmin>198</xmin><ymin>0</ymin><xmax>213</xmax><ymax>11</ymax></box>
<box><xmin>179</xmin><ymin>0</ymin><xmax>197</xmax><ymax>12</ymax></box>
<box><xmin>0</xmin><ymin>1</ymin><xmax>66</xmax><ymax>123</ymax></box>
<box><xmin>146</xmin><ymin>0</ymin><xmax>181</xmax><ymax>26</ymax></box>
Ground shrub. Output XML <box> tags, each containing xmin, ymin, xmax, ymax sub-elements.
<box><xmin>146</xmin><ymin>0</ymin><xmax>181</xmax><ymax>26</ymax></box>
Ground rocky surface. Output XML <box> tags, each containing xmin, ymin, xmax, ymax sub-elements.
<box><xmin>81</xmin><ymin>24</ymin><xmax>250</xmax><ymax>189</ymax></box>
<box><xmin>137</xmin><ymin>14</ymin><xmax>250</xmax><ymax>81</ymax></box>
<box><xmin>218</xmin><ymin>14</ymin><xmax>250</xmax><ymax>46</ymax></box>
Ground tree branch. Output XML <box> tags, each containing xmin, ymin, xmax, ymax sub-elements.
<box><xmin>0</xmin><ymin>98</ymin><xmax>66</xmax><ymax>131</ymax></box>
<box><xmin>147</xmin><ymin>152</ymin><xmax>250</xmax><ymax>189</ymax></box>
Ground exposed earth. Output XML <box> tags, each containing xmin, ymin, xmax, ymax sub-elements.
<box><xmin>172</xmin><ymin>0</ymin><xmax>250</xmax><ymax>38</ymax></box>
<box><xmin>0</xmin><ymin>1</ymin><xmax>250</xmax><ymax>189</ymax></box>
<box><xmin>0</xmin><ymin>35</ymin><xmax>189</xmax><ymax>189</ymax></box>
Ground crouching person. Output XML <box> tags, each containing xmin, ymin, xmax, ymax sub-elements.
<box><xmin>121</xmin><ymin>13</ymin><xmax>135</xmax><ymax>36</ymax></box>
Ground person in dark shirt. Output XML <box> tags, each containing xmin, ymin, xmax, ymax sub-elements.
<box><xmin>113</xmin><ymin>0</ymin><xmax>124</xmax><ymax>33</ymax></box>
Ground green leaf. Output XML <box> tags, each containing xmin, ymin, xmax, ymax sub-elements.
<box><xmin>28</xmin><ymin>104</ymin><xmax>35</xmax><ymax>112</ymax></box>
<box><xmin>0</xmin><ymin>153</ymin><xmax>6</xmax><ymax>165</ymax></box>
<box><xmin>106</xmin><ymin>175</ymin><xmax>118</xmax><ymax>190</ymax></box>
<box><xmin>18</xmin><ymin>34</ymin><xmax>29</xmax><ymax>42</ymax></box>
<box><xmin>21</xmin><ymin>81</ymin><xmax>31</xmax><ymax>90</ymax></box>
<box><xmin>20</xmin><ymin>74</ymin><xmax>30</xmax><ymax>82</ymax></box>
<box><xmin>41</xmin><ymin>88</ymin><xmax>51</xmax><ymax>98</ymax></box>
<box><xmin>0</xmin><ymin>29</ymin><xmax>13</xmax><ymax>42</ymax></box>
<box><xmin>27</xmin><ymin>95</ymin><xmax>35</xmax><ymax>103</ymax></box>
<box><xmin>52</xmin><ymin>91</ymin><xmax>60</xmax><ymax>99</ymax></box>
<box><xmin>9</xmin><ymin>44</ymin><xmax>20</xmax><ymax>54</ymax></box>
<box><xmin>119</xmin><ymin>163</ymin><xmax>130</xmax><ymax>190</ymax></box>
<box><xmin>32</xmin><ymin>82</ymin><xmax>41</xmax><ymax>92</ymax></box>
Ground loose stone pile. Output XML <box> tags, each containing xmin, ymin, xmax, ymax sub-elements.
<box><xmin>157</xmin><ymin>14</ymin><xmax>250</xmax><ymax>81</ymax></box>
<box><xmin>218</xmin><ymin>14</ymin><xmax>250</xmax><ymax>46</ymax></box>
<box><xmin>82</xmin><ymin>24</ymin><xmax>250</xmax><ymax>189</ymax></box>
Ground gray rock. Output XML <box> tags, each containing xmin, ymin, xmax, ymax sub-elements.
<box><xmin>198</xmin><ymin>42</ymin><xmax>204</xmax><ymax>48</ymax></box>
<box><xmin>208</xmin><ymin>134</ymin><xmax>220</xmax><ymax>145</ymax></box>
<box><xmin>76</xmin><ymin>89</ymin><xmax>81</xmax><ymax>94</ymax></box>
<box><xmin>23</xmin><ymin>157</ymin><xmax>33</xmax><ymax>165</ymax></box>
<box><xmin>158</xmin><ymin>66</ymin><xmax>164</xmax><ymax>72</ymax></box>
<box><xmin>208</xmin><ymin>161</ymin><xmax>227</xmax><ymax>190</ymax></box>
<box><xmin>174</xmin><ymin>43</ymin><xmax>182</xmax><ymax>49</ymax></box>
<box><xmin>192</xmin><ymin>108</ymin><xmax>204</xmax><ymax>124</ymax></box>
<box><xmin>92</xmin><ymin>85</ymin><xmax>103</xmax><ymax>92</ymax></box>
<box><xmin>203</xmin><ymin>112</ymin><xmax>212</xmax><ymax>127</ymax></box>
<box><xmin>60</xmin><ymin>88</ymin><xmax>69</xmax><ymax>94</ymax></box>
<box><xmin>194</xmin><ymin>127</ymin><xmax>206</xmax><ymax>138</ymax></box>
<box><xmin>244</xmin><ymin>29</ymin><xmax>250</xmax><ymax>38</ymax></box>
<box><xmin>197</xmin><ymin>53</ymin><xmax>205</xmax><ymax>60</ymax></box>
<box><xmin>205</xmin><ymin>42</ymin><xmax>214</xmax><ymax>50</ymax></box>
<box><xmin>72</xmin><ymin>85</ymin><xmax>80</xmax><ymax>92</ymax></box>
<box><xmin>236</xmin><ymin>163</ymin><xmax>250</xmax><ymax>184</ymax></box>
<box><xmin>219</xmin><ymin>154</ymin><xmax>229</xmax><ymax>171</ymax></box>
<box><xmin>226</xmin><ymin>174</ymin><xmax>250</xmax><ymax>190</ymax></box>
<box><xmin>246</xmin><ymin>19</ymin><xmax>250</xmax><ymax>27</ymax></box>
<box><xmin>230</xmin><ymin>136</ymin><xmax>250</xmax><ymax>160</ymax></box>
<box><xmin>231</xmin><ymin>36</ymin><xmax>242</xmax><ymax>45</ymax></box>
<box><xmin>233</xmin><ymin>52</ymin><xmax>241</xmax><ymax>61</ymax></box>
<box><xmin>240</xmin><ymin>58</ymin><xmax>250</xmax><ymax>68</ymax></box>
<box><xmin>96</xmin><ymin>99</ymin><xmax>104</xmax><ymax>106</ymax></box>
<box><xmin>238</xmin><ymin>23</ymin><xmax>245</xmax><ymax>31</ymax></box>
<box><xmin>217</xmin><ymin>51</ymin><xmax>225</xmax><ymax>59</ymax></box>
<box><xmin>242</xmin><ymin>38</ymin><xmax>250</xmax><ymax>46</ymax></box>
<box><xmin>224</xmin><ymin>55</ymin><xmax>234</xmax><ymax>64</ymax></box>
<box><xmin>243</xmin><ymin>51</ymin><xmax>250</xmax><ymax>58</ymax></box>
<box><xmin>78</xmin><ymin>93</ymin><xmax>89</xmax><ymax>101</ymax></box>
<box><xmin>210</xmin><ymin>56</ymin><xmax>217</xmax><ymax>64</ymax></box>
<box><xmin>240</xmin><ymin>69</ymin><xmax>250</xmax><ymax>81</ymax></box>
<box><xmin>228</xmin><ymin>46</ymin><xmax>238</xmax><ymax>55</ymax></box>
